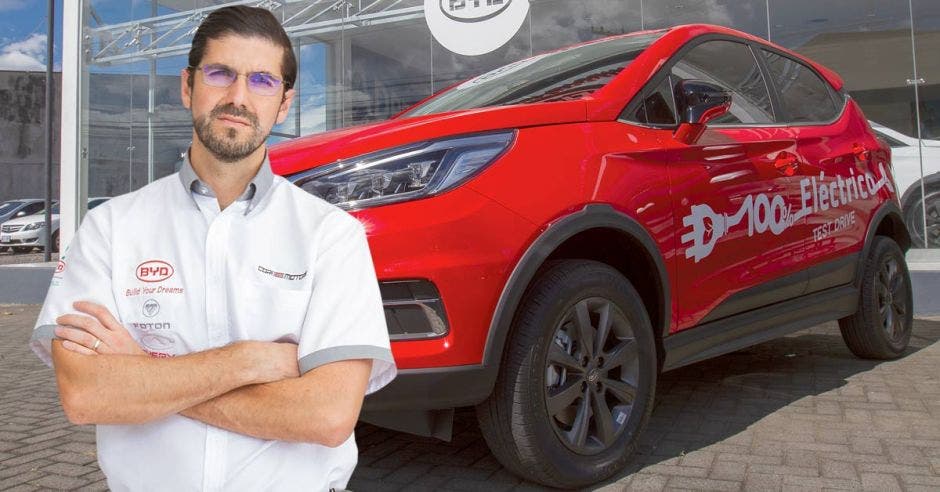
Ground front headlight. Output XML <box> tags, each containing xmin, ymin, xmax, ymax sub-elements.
<box><xmin>23</xmin><ymin>222</ymin><xmax>45</xmax><ymax>231</ymax></box>
<box><xmin>290</xmin><ymin>131</ymin><xmax>515</xmax><ymax>210</ymax></box>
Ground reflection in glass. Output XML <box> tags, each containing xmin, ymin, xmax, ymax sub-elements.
<box><xmin>404</xmin><ymin>33</ymin><xmax>662</xmax><ymax>117</ymax></box>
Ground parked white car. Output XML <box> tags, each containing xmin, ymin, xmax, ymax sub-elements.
<box><xmin>0</xmin><ymin>198</ymin><xmax>110</xmax><ymax>253</ymax></box>
<box><xmin>870</xmin><ymin>121</ymin><xmax>940</xmax><ymax>248</ymax></box>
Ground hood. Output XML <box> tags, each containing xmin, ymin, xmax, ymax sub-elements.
<box><xmin>2</xmin><ymin>213</ymin><xmax>58</xmax><ymax>227</ymax></box>
<box><xmin>270</xmin><ymin>100</ymin><xmax>587</xmax><ymax>176</ymax></box>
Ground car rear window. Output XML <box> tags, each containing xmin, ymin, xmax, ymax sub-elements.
<box><xmin>401</xmin><ymin>32</ymin><xmax>664</xmax><ymax>117</ymax></box>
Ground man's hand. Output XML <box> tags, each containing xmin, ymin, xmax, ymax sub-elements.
<box><xmin>54</xmin><ymin>301</ymin><xmax>300</xmax><ymax>382</ymax></box>
<box><xmin>55</xmin><ymin>301</ymin><xmax>147</xmax><ymax>356</ymax></box>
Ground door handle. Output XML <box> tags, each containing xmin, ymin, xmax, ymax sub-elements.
<box><xmin>852</xmin><ymin>143</ymin><xmax>871</xmax><ymax>162</ymax></box>
<box><xmin>774</xmin><ymin>151</ymin><xmax>799</xmax><ymax>176</ymax></box>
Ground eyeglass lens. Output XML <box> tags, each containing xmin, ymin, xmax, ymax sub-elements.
<box><xmin>201</xmin><ymin>64</ymin><xmax>282</xmax><ymax>96</ymax></box>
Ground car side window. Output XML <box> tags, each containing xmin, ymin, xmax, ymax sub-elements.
<box><xmin>22</xmin><ymin>203</ymin><xmax>43</xmax><ymax>215</ymax></box>
<box><xmin>670</xmin><ymin>40</ymin><xmax>775</xmax><ymax>125</ymax></box>
<box><xmin>761</xmin><ymin>50</ymin><xmax>838</xmax><ymax>123</ymax></box>
<box><xmin>633</xmin><ymin>76</ymin><xmax>677</xmax><ymax>126</ymax></box>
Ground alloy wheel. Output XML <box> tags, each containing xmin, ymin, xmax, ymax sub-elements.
<box><xmin>876</xmin><ymin>256</ymin><xmax>908</xmax><ymax>343</ymax></box>
<box><xmin>544</xmin><ymin>297</ymin><xmax>639</xmax><ymax>455</ymax></box>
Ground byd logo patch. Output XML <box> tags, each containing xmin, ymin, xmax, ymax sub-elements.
<box><xmin>136</xmin><ymin>260</ymin><xmax>174</xmax><ymax>283</ymax></box>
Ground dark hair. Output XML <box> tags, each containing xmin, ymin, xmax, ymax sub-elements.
<box><xmin>187</xmin><ymin>5</ymin><xmax>296</xmax><ymax>92</ymax></box>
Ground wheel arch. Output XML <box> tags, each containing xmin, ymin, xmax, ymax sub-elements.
<box><xmin>858</xmin><ymin>201</ymin><xmax>911</xmax><ymax>288</ymax></box>
<box><xmin>482</xmin><ymin>204</ymin><xmax>671</xmax><ymax>376</ymax></box>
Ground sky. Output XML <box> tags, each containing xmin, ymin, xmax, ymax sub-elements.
<box><xmin>0</xmin><ymin>0</ymin><xmax>62</xmax><ymax>71</ymax></box>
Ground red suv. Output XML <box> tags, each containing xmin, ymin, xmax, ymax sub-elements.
<box><xmin>271</xmin><ymin>24</ymin><xmax>913</xmax><ymax>488</ymax></box>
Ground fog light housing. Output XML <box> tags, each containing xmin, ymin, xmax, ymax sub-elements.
<box><xmin>381</xmin><ymin>280</ymin><xmax>449</xmax><ymax>340</ymax></box>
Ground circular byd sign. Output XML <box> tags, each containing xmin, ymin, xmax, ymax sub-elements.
<box><xmin>425</xmin><ymin>0</ymin><xmax>530</xmax><ymax>56</ymax></box>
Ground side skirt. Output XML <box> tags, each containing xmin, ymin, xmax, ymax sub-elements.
<box><xmin>662</xmin><ymin>284</ymin><xmax>858</xmax><ymax>371</ymax></box>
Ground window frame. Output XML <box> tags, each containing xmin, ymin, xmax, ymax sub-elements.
<box><xmin>757</xmin><ymin>46</ymin><xmax>846</xmax><ymax>126</ymax></box>
<box><xmin>620</xmin><ymin>33</ymin><xmax>848</xmax><ymax>130</ymax></box>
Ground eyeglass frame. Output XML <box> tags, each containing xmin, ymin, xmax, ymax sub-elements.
<box><xmin>188</xmin><ymin>63</ymin><xmax>292</xmax><ymax>96</ymax></box>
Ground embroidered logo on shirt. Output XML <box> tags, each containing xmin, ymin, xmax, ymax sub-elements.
<box><xmin>55</xmin><ymin>260</ymin><xmax>65</xmax><ymax>274</ymax></box>
<box><xmin>258</xmin><ymin>265</ymin><xmax>307</xmax><ymax>281</ymax></box>
<box><xmin>142</xmin><ymin>299</ymin><xmax>160</xmax><ymax>318</ymax></box>
<box><xmin>136</xmin><ymin>260</ymin><xmax>175</xmax><ymax>283</ymax></box>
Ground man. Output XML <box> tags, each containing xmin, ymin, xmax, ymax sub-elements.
<box><xmin>29</xmin><ymin>6</ymin><xmax>395</xmax><ymax>491</ymax></box>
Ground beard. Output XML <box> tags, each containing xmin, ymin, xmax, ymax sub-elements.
<box><xmin>193</xmin><ymin>103</ymin><xmax>265</xmax><ymax>163</ymax></box>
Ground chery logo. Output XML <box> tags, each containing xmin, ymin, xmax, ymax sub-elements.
<box><xmin>441</xmin><ymin>0</ymin><xmax>512</xmax><ymax>22</ymax></box>
<box><xmin>136</xmin><ymin>260</ymin><xmax>174</xmax><ymax>283</ymax></box>
<box><xmin>424</xmin><ymin>0</ymin><xmax>528</xmax><ymax>56</ymax></box>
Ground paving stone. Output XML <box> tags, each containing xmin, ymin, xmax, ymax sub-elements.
<box><xmin>2</xmin><ymin>306</ymin><xmax>940</xmax><ymax>490</ymax></box>
<box><xmin>860</xmin><ymin>472</ymin><xmax>902</xmax><ymax>491</ymax></box>
<box><xmin>28</xmin><ymin>474</ymin><xmax>90</xmax><ymax>490</ymax></box>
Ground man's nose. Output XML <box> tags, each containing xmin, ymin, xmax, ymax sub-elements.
<box><xmin>222</xmin><ymin>74</ymin><xmax>250</xmax><ymax>107</ymax></box>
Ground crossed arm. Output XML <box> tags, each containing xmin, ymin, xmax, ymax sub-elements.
<box><xmin>51</xmin><ymin>302</ymin><xmax>372</xmax><ymax>447</ymax></box>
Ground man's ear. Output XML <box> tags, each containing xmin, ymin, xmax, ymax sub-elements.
<box><xmin>180</xmin><ymin>67</ymin><xmax>192</xmax><ymax>109</ymax></box>
<box><xmin>275</xmin><ymin>88</ymin><xmax>296</xmax><ymax>125</ymax></box>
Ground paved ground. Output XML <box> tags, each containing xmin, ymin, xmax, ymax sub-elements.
<box><xmin>0</xmin><ymin>250</ymin><xmax>57</xmax><ymax>266</ymax></box>
<box><xmin>1</xmin><ymin>305</ymin><xmax>939</xmax><ymax>491</ymax></box>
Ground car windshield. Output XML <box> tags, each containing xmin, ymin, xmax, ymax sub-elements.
<box><xmin>0</xmin><ymin>201</ymin><xmax>24</xmax><ymax>215</ymax></box>
<box><xmin>401</xmin><ymin>32</ymin><xmax>663</xmax><ymax>117</ymax></box>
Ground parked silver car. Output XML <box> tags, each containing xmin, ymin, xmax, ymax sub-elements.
<box><xmin>0</xmin><ymin>198</ymin><xmax>109</xmax><ymax>253</ymax></box>
<box><xmin>0</xmin><ymin>199</ymin><xmax>49</xmax><ymax>252</ymax></box>
<box><xmin>870</xmin><ymin>121</ymin><xmax>940</xmax><ymax>247</ymax></box>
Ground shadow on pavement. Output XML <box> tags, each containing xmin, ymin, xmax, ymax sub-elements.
<box><xmin>351</xmin><ymin>318</ymin><xmax>940</xmax><ymax>491</ymax></box>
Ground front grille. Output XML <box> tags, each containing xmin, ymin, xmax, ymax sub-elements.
<box><xmin>1</xmin><ymin>225</ymin><xmax>23</xmax><ymax>233</ymax></box>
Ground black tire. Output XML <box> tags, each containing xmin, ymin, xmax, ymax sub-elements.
<box><xmin>12</xmin><ymin>246</ymin><xmax>32</xmax><ymax>254</ymax></box>
<box><xmin>903</xmin><ymin>184</ymin><xmax>940</xmax><ymax>248</ymax></box>
<box><xmin>839</xmin><ymin>236</ymin><xmax>913</xmax><ymax>359</ymax></box>
<box><xmin>476</xmin><ymin>260</ymin><xmax>657</xmax><ymax>489</ymax></box>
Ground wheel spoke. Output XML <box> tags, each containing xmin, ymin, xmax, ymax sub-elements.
<box><xmin>879</xmin><ymin>303</ymin><xmax>890</xmax><ymax>318</ymax></box>
<box><xmin>573</xmin><ymin>300</ymin><xmax>595</xmax><ymax>359</ymax></box>
<box><xmin>893</xmin><ymin>300</ymin><xmax>907</xmax><ymax>318</ymax></box>
<box><xmin>889</xmin><ymin>274</ymin><xmax>904</xmax><ymax>298</ymax></box>
<box><xmin>591</xmin><ymin>389</ymin><xmax>616</xmax><ymax>446</ymax></box>
<box><xmin>547</xmin><ymin>377</ymin><xmax>585</xmax><ymax>416</ymax></box>
<box><xmin>566</xmin><ymin>388</ymin><xmax>592</xmax><ymax>448</ymax></box>
<box><xmin>548</xmin><ymin>342</ymin><xmax>582</xmax><ymax>372</ymax></box>
<box><xmin>604</xmin><ymin>377</ymin><xmax>637</xmax><ymax>404</ymax></box>
<box><xmin>594</xmin><ymin>302</ymin><xmax>611</xmax><ymax>357</ymax></box>
<box><xmin>604</xmin><ymin>339</ymin><xmax>637</xmax><ymax>371</ymax></box>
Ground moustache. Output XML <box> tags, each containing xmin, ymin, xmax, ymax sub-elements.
<box><xmin>210</xmin><ymin>104</ymin><xmax>259</xmax><ymax>128</ymax></box>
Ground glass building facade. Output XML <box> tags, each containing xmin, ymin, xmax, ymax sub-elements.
<box><xmin>76</xmin><ymin>0</ymin><xmax>940</xmax><ymax>248</ymax></box>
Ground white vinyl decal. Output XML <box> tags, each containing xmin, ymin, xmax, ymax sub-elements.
<box><xmin>681</xmin><ymin>162</ymin><xmax>894</xmax><ymax>263</ymax></box>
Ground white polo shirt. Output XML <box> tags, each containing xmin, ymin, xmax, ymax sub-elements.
<box><xmin>30</xmin><ymin>154</ymin><xmax>396</xmax><ymax>491</ymax></box>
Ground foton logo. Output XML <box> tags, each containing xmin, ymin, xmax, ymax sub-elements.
<box><xmin>424</xmin><ymin>0</ymin><xmax>528</xmax><ymax>56</ymax></box>
<box><xmin>441</xmin><ymin>0</ymin><xmax>511</xmax><ymax>22</ymax></box>
<box><xmin>136</xmin><ymin>260</ymin><xmax>174</xmax><ymax>283</ymax></box>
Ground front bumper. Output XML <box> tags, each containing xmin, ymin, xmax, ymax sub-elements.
<box><xmin>355</xmin><ymin>185</ymin><xmax>536</xmax><ymax>370</ymax></box>
<box><xmin>0</xmin><ymin>228</ymin><xmax>45</xmax><ymax>248</ymax></box>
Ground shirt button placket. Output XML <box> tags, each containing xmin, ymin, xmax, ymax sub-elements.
<box><xmin>202</xmin><ymin>212</ymin><xmax>232</xmax><ymax>491</ymax></box>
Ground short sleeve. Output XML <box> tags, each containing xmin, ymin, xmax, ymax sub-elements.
<box><xmin>30</xmin><ymin>208</ymin><xmax>118</xmax><ymax>367</ymax></box>
<box><xmin>297</xmin><ymin>211</ymin><xmax>396</xmax><ymax>395</ymax></box>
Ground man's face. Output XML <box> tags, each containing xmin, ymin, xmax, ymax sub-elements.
<box><xmin>181</xmin><ymin>35</ymin><xmax>294</xmax><ymax>163</ymax></box>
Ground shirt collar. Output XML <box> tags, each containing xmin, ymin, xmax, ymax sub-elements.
<box><xmin>178</xmin><ymin>150</ymin><xmax>275</xmax><ymax>215</ymax></box>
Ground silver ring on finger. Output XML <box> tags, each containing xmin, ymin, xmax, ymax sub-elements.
<box><xmin>93</xmin><ymin>338</ymin><xmax>101</xmax><ymax>351</ymax></box>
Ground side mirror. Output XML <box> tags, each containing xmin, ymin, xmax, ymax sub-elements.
<box><xmin>673</xmin><ymin>80</ymin><xmax>732</xmax><ymax>144</ymax></box>
<box><xmin>15</xmin><ymin>211</ymin><xmax>26</xmax><ymax>218</ymax></box>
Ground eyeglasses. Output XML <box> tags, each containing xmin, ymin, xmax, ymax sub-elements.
<box><xmin>192</xmin><ymin>64</ymin><xmax>287</xmax><ymax>96</ymax></box>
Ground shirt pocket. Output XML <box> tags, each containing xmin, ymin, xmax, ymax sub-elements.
<box><xmin>237</xmin><ymin>281</ymin><xmax>313</xmax><ymax>343</ymax></box>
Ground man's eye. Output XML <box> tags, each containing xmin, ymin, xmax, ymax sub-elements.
<box><xmin>251</xmin><ymin>73</ymin><xmax>277</xmax><ymax>87</ymax></box>
<box><xmin>207</xmin><ymin>67</ymin><xmax>234</xmax><ymax>78</ymax></box>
